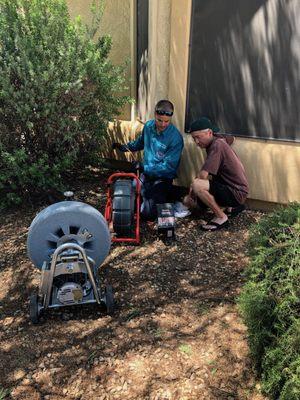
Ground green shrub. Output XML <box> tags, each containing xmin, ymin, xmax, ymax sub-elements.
<box><xmin>239</xmin><ymin>203</ymin><xmax>300</xmax><ymax>399</ymax></box>
<box><xmin>0</xmin><ymin>386</ymin><xmax>9</xmax><ymax>400</ymax></box>
<box><xmin>0</xmin><ymin>0</ymin><xmax>129</xmax><ymax>207</ymax></box>
<box><xmin>238</xmin><ymin>283</ymin><xmax>276</xmax><ymax>369</ymax></box>
<box><xmin>262</xmin><ymin>320</ymin><xmax>300</xmax><ymax>399</ymax></box>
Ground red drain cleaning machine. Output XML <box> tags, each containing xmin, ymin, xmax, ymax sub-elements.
<box><xmin>104</xmin><ymin>165</ymin><xmax>141</xmax><ymax>244</ymax></box>
<box><xmin>104</xmin><ymin>162</ymin><xmax>176</xmax><ymax>243</ymax></box>
<box><xmin>104</xmin><ymin>144</ymin><xmax>176</xmax><ymax>244</ymax></box>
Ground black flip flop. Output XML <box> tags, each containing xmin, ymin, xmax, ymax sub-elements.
<box><xmin>201</xmin><ymin>220</ymin><xmax>229</xmax><ymax>231</ymax></box>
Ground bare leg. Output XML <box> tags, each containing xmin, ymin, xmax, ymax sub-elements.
<box><xmin>182</xmin><ymin>189</ymin><xmax>207</xmax><ymax>224</ymax></box>
<box><xmin>191</xmin><ymin>178</ymin><xmax>228</xmax><ymax>227</ymax></box>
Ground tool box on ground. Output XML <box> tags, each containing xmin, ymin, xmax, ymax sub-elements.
<box><xmin>157</xmin><ymin>203</ymin><xmax>176</xmax><ymax>239</ymax></box>
<box><xmin>27</xmin><ymin>194</ymin><xmax>114</xmax><ymax>324</ymax></box>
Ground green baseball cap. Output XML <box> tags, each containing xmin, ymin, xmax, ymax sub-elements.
<box><xmin>190</xmin><ymin>117</ymin><xmax>220</xmax><ymax>133</ymax></box>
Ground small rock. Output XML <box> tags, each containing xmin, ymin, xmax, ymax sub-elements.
<box><xmin>166</xmin><ymin>373</ymin><xmax>178</xmax><ymax>381</ymax></box>
<box><xmin>75</xmin><ymin>391</ymin><xmax>83</xmax><ymax>399</ymax></box>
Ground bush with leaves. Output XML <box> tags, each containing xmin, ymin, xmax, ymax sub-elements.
<box><xmin>0</xmin><ymin>0</ymin><xmax>129</xmax><ymax>207</ymax></box>
<box><xmin>239</xmin><ymin>203</ymin><xmax>300</xmax><ymax>399</ymax></box>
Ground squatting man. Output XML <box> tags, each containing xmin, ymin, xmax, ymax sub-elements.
<box><xmin>183</xmin><ymin>117</ymin><xmax>249</xmax><ymax>231</ymax></box>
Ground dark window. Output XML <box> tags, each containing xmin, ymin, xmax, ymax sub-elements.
<box><xmin>185</xmin><ymin>0</ymin><xmax>300</xmax><ymax>142</ymax></box>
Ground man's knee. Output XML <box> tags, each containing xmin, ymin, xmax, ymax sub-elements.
<box><xmin>191</xmin><ymin>178</ymin><xmax>209</xmax><ymax>194</ymax></box>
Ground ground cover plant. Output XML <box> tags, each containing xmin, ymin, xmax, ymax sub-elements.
<box><xmin>239</xmin><ymin>203</ymin><xmax>300</xmax><ymax>399</ymax></box>
<box><xmin>0</xmin><ymin>0</ymin><xmax>129</xmax><ymax>208</ymax></box>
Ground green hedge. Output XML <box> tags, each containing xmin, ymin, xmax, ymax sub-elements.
<box><xmin>0</xmin><ymin>0</ymin><xmax>129</xmax><ymax>207</ymax></box>
<box><xmin>239</xmin><ymin>203</ymin><xmax>300</xmax><ymax>399</ymax></box>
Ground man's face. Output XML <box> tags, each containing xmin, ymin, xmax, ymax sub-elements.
<box><xmin>191</xmin><ymin>129</ymin><xmax>213</xmax><ymax>148</ymax></box>
<box><xmin>155</xmin><ymin>113</ymin><xmax>172</xmax><ymax>132</ymax></box>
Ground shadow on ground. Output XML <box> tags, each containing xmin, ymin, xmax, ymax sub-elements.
<box><xmin>0</xmin><ymin>171</ymin><xmax>265</xmax><ymax>400</ymax></box>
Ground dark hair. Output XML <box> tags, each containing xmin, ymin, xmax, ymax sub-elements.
<box><xmin>155</xmin><ymin>99</ymin><xmax>174</xmax><ymax>112</ymax></box>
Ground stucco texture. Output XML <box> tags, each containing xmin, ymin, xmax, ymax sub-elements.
<box><xmin>66</xmin><ymin>0</ymin><xmax>132</xmax><ymax>119</ymax></box>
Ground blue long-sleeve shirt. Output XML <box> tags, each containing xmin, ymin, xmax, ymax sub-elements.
<box><xmin>126</xmin><ymin>120</ymin><xmax>183</xmax><ymax>179</ymax></box>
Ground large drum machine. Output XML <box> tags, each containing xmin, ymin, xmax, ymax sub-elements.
<box><xmin>27</xmin><ymin>198</ymin><xmax>114</xmax><ymax>323</ymax></box>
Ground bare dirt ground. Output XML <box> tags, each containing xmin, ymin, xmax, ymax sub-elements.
<box><xmin>0</xmin><ymin>170</ymin><xmax>267</xmax><ymax>400</ymax></box>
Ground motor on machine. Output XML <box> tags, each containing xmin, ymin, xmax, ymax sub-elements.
<box><xmin>27</xmin><ymin>197</ymin><xmax>114</xmax><ymax>323</ymax></box>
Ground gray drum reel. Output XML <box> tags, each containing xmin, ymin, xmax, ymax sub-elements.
<box><xmin>27</xmin><ymin>201</ymin><xmax>111</xmax><ymax>270</ymax></box>
<box><xmin>27</xmin><ymin>201</ymin><xmax>114</xmax><ymax>323</ymax></box>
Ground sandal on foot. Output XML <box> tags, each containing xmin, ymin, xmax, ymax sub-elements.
<box><xmin>226</xmin><ymin>204</ymin><xmax>245</xmax><ymax>218</ymax></box>
<box><xmin>201</xmin><ymin>220</ymin><xmax>229</xmax><ymax>231</ymax></box>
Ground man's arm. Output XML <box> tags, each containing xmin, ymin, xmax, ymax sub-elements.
<box><xmin>112</xmin><ymin>129</ymin><xmax>145</xmax><ymax>152</ymax></box>
<box><xmin>144</xmin><ymin>138</ymin><xmax>183</xmax><ymax>178</ymax></box>
<box><xmin>126</xmin><ymin>129</ymin><xmax>145</xmax><ymax>152</ymax></box>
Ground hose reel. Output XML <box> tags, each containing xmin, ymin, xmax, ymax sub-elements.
<box><xmin>27</xmin><ymin>200</ymin><xmax>114</xmax><ymax>323</ymax></box>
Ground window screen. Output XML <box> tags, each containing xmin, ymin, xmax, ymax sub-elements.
<box><xmin>185</xmin><ymin>0</ymin><xmax>300</xmax><ymax>142</ymax></box>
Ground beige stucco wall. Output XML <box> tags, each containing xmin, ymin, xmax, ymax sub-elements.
<box><xmin>143</xmin><ymin>0</ymin><xmax>172</xmax><ymax>120</ymax></box>
<box><xmin>66</xmin><ymin>0</ymin><xmax>134</xmax><ymax>120</ymax></box>
<box><xmin>235</xmin><ymin>138</ymin><xmax>300</xmax><ymax>203</ymax></box>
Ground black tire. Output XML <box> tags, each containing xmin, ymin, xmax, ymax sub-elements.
<box><xmin>104</xmin><ymin>285</ymin><xmax>114</xmax><ymax>315</ymax></box>
<box><xmin>112</xmin><ymin>179</ymin><xmax>135</xmax><ymax>236</ymax></box>
<box><xmin>29</xmin><ymin>294</ymin><xmax>41</xmax><ymax>324</ymax></box>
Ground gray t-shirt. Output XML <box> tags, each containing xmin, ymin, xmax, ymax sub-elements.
<box><xmin>202</xmin><ymin>138</ymin><xmax>249</xmax><ymax>204</ymax></box>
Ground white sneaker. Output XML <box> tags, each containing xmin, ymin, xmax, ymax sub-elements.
<box><xmin>174</xmin><ymin>202</ymin><xmax>191</xmax><ymax>218</ymax></box>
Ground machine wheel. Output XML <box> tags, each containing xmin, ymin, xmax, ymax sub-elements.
<box><xmin>29</xmin><ymin>294</ymin><xmax>41</xmax><ymax>324</ymax></box>
<box><xmin>104</xmin><ymin>285</ymin><xmax>114</xmax><ymax>315</ymax></box>
<box><xmin>112</xmin><ymin>180</ymin><xmax>135</xmax><ymax>236</ymax></box>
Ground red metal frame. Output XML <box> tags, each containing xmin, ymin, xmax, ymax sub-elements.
<box><xmin>104</xmin><ymin>172</ymin><xmax>141</xmax><ymax>244</ymax></box>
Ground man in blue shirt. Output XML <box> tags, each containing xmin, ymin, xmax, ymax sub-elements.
<box><xmin>113</xmin><ymin>100</ymin><xmax>185</xmax><ymax>220</ymax></box>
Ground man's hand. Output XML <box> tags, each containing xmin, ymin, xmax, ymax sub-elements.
<box><xmin>112</xmin><ymin>142</ymin><xmax>126</xmax><ymax>151</ymax></box>
<box><xmin>184</xmin><ymin>187</ymin><xmax>197</xmax><ymax>209</ymax></box>
<box><xmin>195</xmin><ymin>170</ymin><xmax>209</xmax><ymax>180</ymax></box>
